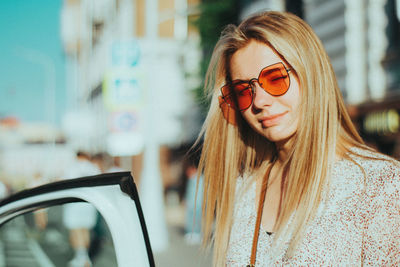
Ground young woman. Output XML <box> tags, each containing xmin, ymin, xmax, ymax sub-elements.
<box><xmin>198</xmin><ymin>11</ymin><xmax>400</xmax><ymax>266</ymax></box>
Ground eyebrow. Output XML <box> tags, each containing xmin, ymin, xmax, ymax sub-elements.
<box><xmin>231</xmin><ymin>79</ymin><xmax>250</xmax><ymax>85</ymax></box>
<box><xmin>231</xmin><ymin>66</ymin><xmax>283</xmax><ymax>83</ymax></box>
<box><xmin>262</xmin><ymin>67</ymin><xmax>283</xmax><ymax>75</ymax></box>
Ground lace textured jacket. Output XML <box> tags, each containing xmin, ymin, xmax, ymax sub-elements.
<box><xmin>226</xmin><ymin>148</ymin><xmax>400</xmax><ymax>266</ymax></box>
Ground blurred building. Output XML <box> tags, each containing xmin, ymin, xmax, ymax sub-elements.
<box><xmin>60</xmin><ymin>0</ymin><xmax>203</xmax><ymax>253</ymax></box>
<box><xmin>303</xmin><ymin>0</ymin><xmax>400</xmax><ymax>157</ymax></box>
<box><xmin>240</xmin><ymin>0</ymin><xmax>400</xmax><ymax>158</ymax></box>
<box><xmin>60</xmin><ymin>0</ymin><xmax>202</xmax><ymax>182</ymax></box>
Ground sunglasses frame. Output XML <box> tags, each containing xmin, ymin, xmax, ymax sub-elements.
<box><xmin>221</xmin><ymin>62</ymin><xmax>292</xmax><ymax>111</ymax></box>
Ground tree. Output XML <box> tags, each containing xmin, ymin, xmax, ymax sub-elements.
<box><xmin>191</xmin><ymin>0</ymin><xmax>240</xmax><ymax>117</ymax></box>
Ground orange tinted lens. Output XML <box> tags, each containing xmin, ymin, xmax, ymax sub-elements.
<box><xmin>221</xmin><ymin>82</ymin><xmax>253</xmax><ymax>111</ymax></box>
<box><xmin>221</xmin><ymin>85</ymin><xmax>237</xmax><ymax>109</ymax></box>
<box><xmin>233</xmin><ymin>84</ymin><xmax>252</xmax><ymax>110</ymax></box>
<box><xmin>259</xmin><ymin>63</ymin><xmax>290</xmax><ymax>96</ymax></box>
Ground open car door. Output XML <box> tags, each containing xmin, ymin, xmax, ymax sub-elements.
<box><xmin>0</xmin><ymin>172</ymin><xmax>154</xmax><ymax>267</ymax></box>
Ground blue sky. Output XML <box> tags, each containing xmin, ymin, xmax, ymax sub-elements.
<box><xmin>0</xmin><ymin>0</ymin><xmax>65</xmax><ymax>125</ymax></box>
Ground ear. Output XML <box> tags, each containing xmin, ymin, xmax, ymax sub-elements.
<box><xmin>218</xmin><ymin>96</ymin><xmax>237</xmax><ymax>125</ymax></box>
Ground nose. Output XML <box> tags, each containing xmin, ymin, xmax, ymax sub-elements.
<box><xmin>251</xmin><ymin>82</ymin><xmax>274</xmax><ymax>109</ymax></box>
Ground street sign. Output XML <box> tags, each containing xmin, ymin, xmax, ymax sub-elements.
<box><xmin>103</xmin><ymin>67</ymin><xmax>145</xmax><ymax>110</ymax></box>
<box><xmin>109</xmin><ymin>111</ymin><xmax>139</xmax><ymax>132</ymax></box>
<box><xmin>112</xmin><ymin>39</ymin><xmax>140</xmax><ymax>67</ymax></box>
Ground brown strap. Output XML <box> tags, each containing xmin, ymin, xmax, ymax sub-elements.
<box><xmin>249</xmin><ymin>163</ymin><xmax>274</xmax><ymax>267</ymax></box>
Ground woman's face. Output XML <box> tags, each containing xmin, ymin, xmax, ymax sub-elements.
<box><xmin>230</xmin><ymin>40</ymin><xmax>301</xmax><ymax>147</ymax></box>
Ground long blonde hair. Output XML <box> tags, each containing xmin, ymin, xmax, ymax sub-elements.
<box><xmin>198</xmin><ymin>11</ymin><xmax>366</xmax><ymax>265</ymax></box>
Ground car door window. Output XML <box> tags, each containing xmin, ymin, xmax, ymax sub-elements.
<box><xmin>0</xmin><ymin>204</ymin><xmax>118</xmax><ymax>267</ymax></box>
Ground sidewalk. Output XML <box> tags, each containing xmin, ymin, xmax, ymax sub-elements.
<box><xmin>153</xmin><ymin>193</ymin><xmax>212</xmax><ymax>267</ymax></box>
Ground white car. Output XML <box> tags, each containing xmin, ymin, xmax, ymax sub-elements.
<box><xmin>0</xmin><ymin>172</ymin><xmax>154</xmax><ymax>267</ymax></box>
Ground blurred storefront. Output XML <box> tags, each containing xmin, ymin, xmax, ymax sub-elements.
<box><xmin>349</xmin><ymin>0</ymin><xmax>400</xmax><ymax>158</ymax></box>
<box><xmin>355</xmin><ymin>101</ymin><xmax>400</xmax><ymax>157</ymax></box>
<box><xmin>60</xmin><ymin>0</ymin><xmax>202</xmax><ymax>184</ymax></box>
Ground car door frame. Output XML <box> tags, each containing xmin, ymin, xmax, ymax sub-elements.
<box><xmin>0</xmin><ymin>172</ymin><xmax>155</xmax><ymax>267</ymax></box>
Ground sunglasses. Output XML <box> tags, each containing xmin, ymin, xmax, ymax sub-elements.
<box><xmin>221</xmin><ymin>62</ymin><xmax>292</xmax><ymax>111</ymax></box>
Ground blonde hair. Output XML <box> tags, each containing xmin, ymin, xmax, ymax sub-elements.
<box><xmin>197</xmin><ymin>11</ymin><xmax>370</xmax><ymax>265</ymax></box>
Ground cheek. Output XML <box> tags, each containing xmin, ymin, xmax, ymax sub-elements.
<box><xmin>240</xmin><ymin>110</ymin><xmax>253</xmax><ymax>125</ymax></box>
<box><xmin>240</xmin><ymin>110</ymin><xmax>261</xmax><ymax>133</ymax></box>
<box><xmin>289</xmin><ymin>96</ymin><xmax>301</xmax><ymax>132</ymax></box>
<box><xmin>286</xmin><ymin>81</ymin><xmax>301</xmax><ymax>110</ymax></box>
<box><xmin>281</xmin><ymin>83</ymin><xmax>301</xmax><ymax>128</ymax></box>
<box><xmin>280</xmin><ymin>95</ymin><xmax>299</xmax><ymax>114</ymax></box>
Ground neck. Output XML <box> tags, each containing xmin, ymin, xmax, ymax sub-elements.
<box><xmin>274</xmin><ymin>137</ymin><xmax>293</xmax><ymax>165</ymax></box>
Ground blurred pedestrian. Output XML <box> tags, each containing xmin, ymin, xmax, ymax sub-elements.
<box><xmin>198</xmin><ymin>11</ymin><xmax>400</xmax><ymax>266</ymax></box>
<box><xmin>106</xmin><ymin>156</ymin><xmax>125</xmax><ymax>173</ymax></box>
<box><xmin>91</xmin><ymin>153</ymin><xmax>105</xmax><ymax>173</ymax></box>
<box><xmin>183</xmin><ymin>150</ymin><xmax>203</xmax><ymax>245</ymax></box>
<box><xmin>0</xmin><ymin>179</ymin><xmax>8</xmax><ymax>200</ymax></box>
<box><xmin>29</xmin><ymin>172</ymin><xmax>48</xmax><ymax>231</ymax></box>
<box><xmin>63</xmin><ymin>151</ymin><xmax>100</xmax><ymax>267</ymax></box>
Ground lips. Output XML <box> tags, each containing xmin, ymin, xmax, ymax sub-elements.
<box><xmin>259</xmin><ymin>111</ymin><xmax>288</xmax><ymax>127</ymax></box>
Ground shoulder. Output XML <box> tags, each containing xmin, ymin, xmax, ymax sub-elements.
<box><xmin>348</xmin><ymin>147</ymin><xmax>400</xmax><ymax>191</ymax></box>
<box><xmin>346</xmin><ymin>146</ymin><xmax>398</xmax><ymax>167</ymax></box>
<box><xmin>342</xmin><ymin>147</ymin><xmax>400</xmax><ymax>223</ymax></box>
<box><xmin>332</xmin><ymin>147</ymin><xmax>400</xmax><ymax>192</ymax></box>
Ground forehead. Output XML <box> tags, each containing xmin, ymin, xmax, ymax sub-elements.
<box><xmin>230</xmin><ymin>40</ymin><xmax>283</xmax><ymax>80</ymax></box>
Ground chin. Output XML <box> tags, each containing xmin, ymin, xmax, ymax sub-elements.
<box><xmin>262</xmin><ymin>128</ymin><xmax>295</xmax><ymax>143</ymax></box>
<box><xmin>256</xmin><ymin>130</ymin><xmax>280</xmax><ymax>142</ymax></box>
<box><xmin>265</xmin><ymin>135</ymin><xmax>286</xmax><ymax>143</ymax></box>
